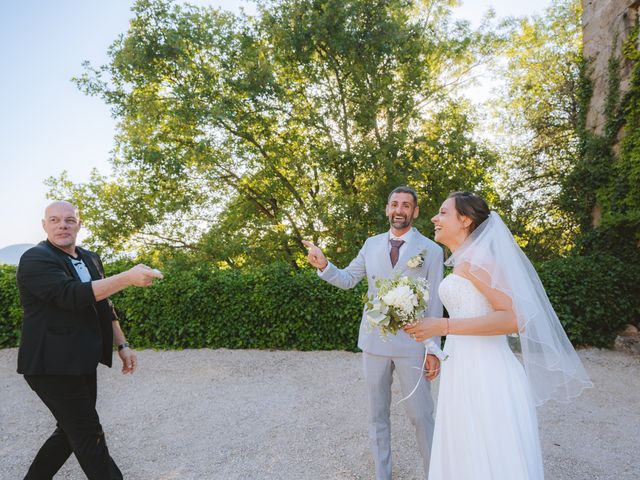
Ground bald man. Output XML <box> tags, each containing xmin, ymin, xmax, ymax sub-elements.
<box><xmin>16</xmin><ymin>201</ymin><xmax>163</xmax><ymax>480</ymax></box>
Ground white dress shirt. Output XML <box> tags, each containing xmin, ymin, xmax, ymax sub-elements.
<box><xmin>69</xmin><ymin>256</ymin><xmax>92</xmax><ymax>283</ymax></box>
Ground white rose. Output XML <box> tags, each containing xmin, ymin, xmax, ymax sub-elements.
<box><xmin>382</xmin><ymin>284</ymin><xmax>417</xmax><ymax>314</ymax></box>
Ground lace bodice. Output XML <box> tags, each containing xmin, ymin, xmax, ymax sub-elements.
<box><xmin>438</xmin><ymin>274</ymin><xmax>494</xmax><ymax>318</ymax></box>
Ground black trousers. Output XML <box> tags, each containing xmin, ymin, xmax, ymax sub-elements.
<box><xmin>23</xmin><ymin>373</ymin><xmax>123</xmax><ymax>480</ymax></box>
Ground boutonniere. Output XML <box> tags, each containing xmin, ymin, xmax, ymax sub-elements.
<box><xmin>407</xmin><ymin>249</ymin><xmax>427</xmax><ymax>268</ymax></box>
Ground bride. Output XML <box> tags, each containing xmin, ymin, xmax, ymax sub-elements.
<box><xmin>404</xmin><ymin>191</ymin><xmax>592</xmax><ymax>480</ymax></box>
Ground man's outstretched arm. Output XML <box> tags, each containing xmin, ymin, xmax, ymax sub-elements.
<box><xmin>303</xmin><ymin>240</ymin><xmax>367</xmax><ymax>290</ymax></box>
<box><xmin>92</xmin><ymin>264</ymin><xmax>163</xmax><ymax>301</ymax></box>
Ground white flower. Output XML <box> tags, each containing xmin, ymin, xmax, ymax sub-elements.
<box><xmin>407</xmin><ymin>250</ymin><xmax>426</xmax><ymax>268</ymax></box>
<box><xmin>381</xmin><ymin>284</ymin><xmax>418</xmax><ymax>314</ymax></box>
<box><xmin>407</xmin><ymin>257</ymin><xmax>421</xmax><ymax>268</ymax></box>
<box><xmin>421</xmin><ymin>287</ymin><xmax>430</xmax><ymax>303</ymax></box>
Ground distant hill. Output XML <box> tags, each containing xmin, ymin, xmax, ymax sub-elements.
<box><xmin>0</xmin><ymin>244</ymin><xmax>35</xmax><ymax>266</ymax></box>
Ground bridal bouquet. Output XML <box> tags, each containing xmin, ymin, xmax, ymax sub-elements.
<box><xmin>365</xmin><ymin>276</ymin><xmax>430</xmax><ymax>339</ymax></box>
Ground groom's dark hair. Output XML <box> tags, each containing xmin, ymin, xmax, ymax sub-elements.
<box><xmin>388</xmin><ymin>186</ymin><xmax>418</xmax><ymax>206</ymax></box>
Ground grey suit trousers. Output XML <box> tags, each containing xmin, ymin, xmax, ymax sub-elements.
<box><xmin>363</xmin><ymin>352</ymin><xmax>435</xmax><ymax>480</ymax></box>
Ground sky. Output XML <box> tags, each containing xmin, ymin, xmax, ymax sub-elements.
<box><xmin>0</xmin><ymin>0</ymin><xmax>554</xmax><ymax>249</ymax></box>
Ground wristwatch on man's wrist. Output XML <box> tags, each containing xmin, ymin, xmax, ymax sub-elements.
<box><xmin>117</xmin><ymin>342</ymin><xmax>130</xmax><ymax>351</ymax></box>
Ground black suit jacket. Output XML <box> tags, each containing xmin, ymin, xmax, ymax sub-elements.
<box><xmin>16</xmin><ymin>240</ymin><xmax>118</xmax><ymax>375</ymax></box>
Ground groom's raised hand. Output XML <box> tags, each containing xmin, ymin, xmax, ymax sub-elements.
<box><xmin>302</xmin><ymin>241</ymin><xmax>329</xmax><ymax>271</ymax></box>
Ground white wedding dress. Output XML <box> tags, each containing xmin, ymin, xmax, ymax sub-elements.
<box><xmin>428</xmin><ymin>274</ymin><xmax>545</xmax><ymax>480</ymax></box>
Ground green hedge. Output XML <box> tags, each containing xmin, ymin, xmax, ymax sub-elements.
<box><xmin>110</xmin><ymin>262</ymin><xmax>366</xmax><ymax>350</ymax></box>
<box><xmin>0</xmin><ymin>262</ymin><xmax>366</xmax><ymax>351</ymax></box>
<box><xmin>1</xmin><ymin>255</ymin><xmax>638</xmax><ymax>350</ymax></box>
<box><xmin>537</xmin><ymin>253</ymin><xmax>640</xmax><ymax>347</ymax></box>
<box><xmin>0</xmin><ymin>265</ymin><xmax>22</xmax><ymax>348</ymax></box>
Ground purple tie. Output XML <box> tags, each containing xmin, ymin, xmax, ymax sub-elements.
<box><xmin>390</xmin><ymin>239</ymin><xmax>405</xmax><ymax>268</ymax></box>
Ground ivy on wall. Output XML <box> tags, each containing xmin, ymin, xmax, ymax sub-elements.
<box><xmin>563</xmin><ymin>18</ymin><xmax>640</xmax><ymax>258</ymax></box>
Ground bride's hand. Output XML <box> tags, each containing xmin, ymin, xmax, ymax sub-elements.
<box><xmin>404</xmin><ymin>317</ymin><xmax>446</xmax><ymax>342</ymax></box>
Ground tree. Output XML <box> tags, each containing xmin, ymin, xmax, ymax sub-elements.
<box><xmin>491</xmin><ymin>0</ymin><xmax>582</xmax><ymax>260</ymax></box>
<box><xmin>50</xmin><ymin>0</ymin><xmax>500</xmax><ymax>266</ymax></box>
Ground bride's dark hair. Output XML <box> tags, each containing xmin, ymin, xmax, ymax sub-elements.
<box><xmin>448</xmin><ymin>191</ymin><xmax>490</xmax><ymax>233</ymax></box>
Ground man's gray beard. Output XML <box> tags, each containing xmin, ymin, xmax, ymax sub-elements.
<box><xmin>389</xmin><ymin>218</ymin><xmax>411</xmax><ymax>229</ymax></box>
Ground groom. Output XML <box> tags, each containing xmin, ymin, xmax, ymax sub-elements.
<box><xmin>303</xmin><ymin>186</ymin><xmax>444</xmax><ymax>480</ymax></box>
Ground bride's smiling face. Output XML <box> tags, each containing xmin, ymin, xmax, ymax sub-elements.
<box><xmin>431</xmin><ymin>197</ymin><xmax>472</xmax><ymax>249</ymax></box>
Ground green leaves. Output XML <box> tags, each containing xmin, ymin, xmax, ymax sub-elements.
<box><xmin>562</xmin><ymin>14</ymin><xmax>640</xmax><ymax>256</ymax></box>
<box><xmin>107</xmin><ymin>262</ymin><xmax>366</xmax><ymax>350</ymax></box>
<box><xmin>538</xmin><ymin>253</ymin><xmax>640</xmax><ymax>347</ymax></box>
<box><xmin>51</xmin><ymin>0</ymin><xmax>499</xmax><ymax>266</ymax></box>
<box><xmin>493</xmin><ymin>0</ymin><xmax>583</xmax><ymax>260</ymax></box>
<box><xmin>0</xmin><ymin>266</ymin><xmax>22</xmax><ymax>348</ymax></box>
<box><xmin>2</xmin><ymin>256</ymin><xmax>637</xmax><ymax>350</ymax></box>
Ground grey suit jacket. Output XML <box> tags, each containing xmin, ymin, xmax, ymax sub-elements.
<box><xmin>319</xmin><ymin>228</ymin><xmax>444</xmax><ymax>357</ymax></box>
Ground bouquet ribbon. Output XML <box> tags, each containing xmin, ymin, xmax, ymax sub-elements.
<box><xmin>397</xmin><ymin>339</ymin><xmax>445</xmax><ymax>405</ymax></box>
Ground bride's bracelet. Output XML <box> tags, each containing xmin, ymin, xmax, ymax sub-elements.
<box><xmin>445</xmin><ymin>318</ymin><xmax>450</xmax><ymax>335</ymax></box>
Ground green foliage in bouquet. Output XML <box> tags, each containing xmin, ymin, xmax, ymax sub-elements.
<box><xmin>364</xmin><ymin>276</ymin><xmax>429</xmax><ymax>338</ymax></box>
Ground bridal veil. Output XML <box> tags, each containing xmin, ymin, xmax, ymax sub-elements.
<box><xmin>445</xmin><ymin>212</ymin><xmax>593</xmax><ymax>405</ymax></box>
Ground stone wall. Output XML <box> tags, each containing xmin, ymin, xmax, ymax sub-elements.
<box><xmin>582</xmin><ymin>0</ymin><xmax>640</xmax><ymax>135</ymax></box>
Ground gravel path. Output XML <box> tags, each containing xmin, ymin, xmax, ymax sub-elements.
<box><xmin>1</xmin><ymin>348</ymin><xmax>638</xmax><ymax>479</ymax></box>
